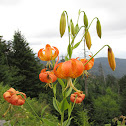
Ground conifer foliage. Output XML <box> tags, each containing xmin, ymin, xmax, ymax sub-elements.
<box><xmin>0</xmin><ymin>31</ymin><xmax>43</xmax><ymax>97</ymax></box>
<box><xmin>9</xmin><ymin>31</ymin><xmax>42</xmax><ymax>97</ymax></box>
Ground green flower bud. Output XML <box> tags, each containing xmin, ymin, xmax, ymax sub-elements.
<box><xmin>84</xmin><ymin>12</ymin><xmax>88</xmax><ymax>27</ymax></box>
<box><xmin>108</xmin><ymin>47</ymin><xmax>116</xmax><ymax>71</ymax></box>
<box><xmin>96</xmin><ymin>19</ymin><xmax>102</xmax><ymax>38</ymax></box>
<box><xmin>70</xmin><ymin>19</ymin><xmax>75</xmax><ymax>36</ymax></box>
<box><xmin>85</xmin><ymin>30</ymin><xmax>91</xmax><ymax>50</ymax></box>
<box><xmin>60</xmin><ymin>12</ymin><xmax>66</xmax><ymax>37</ymax></box>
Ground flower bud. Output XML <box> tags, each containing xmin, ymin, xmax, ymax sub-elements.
<box><xmin>85</xmin><ymin>30</ymin><xmax>91</xmax><ymax>50</ymax></box>
<box><xmin>108</xmin><ymin>47</ymin><xmax>116</xmax><ymax>71</ymax></box>
<box><xmin>60</xmin><ymin>12</ymin><xmax>66</xmax><ymax>37</ymax></box>
<box><xmin>70</xmin><ymin>19</ymin><xmax>75</xmax><ymax>36</ymax></box>
<box><xmin>96</xmin><ymin>19</ymin><xmax>102</xmax><ymax>38</ymax></box>
<box><xmin>84</xmin><ymin>12</ymin><xmax>88</xmax><ymax>27</ymax></box>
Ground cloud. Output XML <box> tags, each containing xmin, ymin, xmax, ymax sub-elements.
<box><xmin>0</xmin><ymin>0</ymin><xmax>21</xmax><ymax>5</ymax></box>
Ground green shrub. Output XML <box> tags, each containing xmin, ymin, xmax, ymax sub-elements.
<box><xmin>0</xmin><ymin>83</ymin><xmax>59</xmax><ymax>126</ymax></box>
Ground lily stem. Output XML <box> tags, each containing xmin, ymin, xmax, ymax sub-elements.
<box><xmin>83</xmin><ymin>45</ymin><xmax>110</xmax><ymax>66</ymax></box>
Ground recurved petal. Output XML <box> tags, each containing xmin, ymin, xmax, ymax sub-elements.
<box><xmin>52</xmin><ymin>46</ymin><xmax>59</xmax><ymax>60</ymax></box>
<box><xmin>38</xmin><ymin>48</ymin><xmax>46</xmax><ymax>61</ymax></box>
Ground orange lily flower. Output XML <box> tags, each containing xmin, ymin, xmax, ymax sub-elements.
<box><xmin>54</xmin><ymin>57</ymin><xmax>84</xmax><ymax>79</ymax></box>
<box><xmin>38</xmin><ymin>44</ymin><xmax>59</xmax><ymax>61</ymax></box>
<box><xmin>81</xmin><ymin>55</ymin><xmax>94</xmax><ymax>70</ymax></box>
<box><xmin>70</xmin><ymin>92</ymin><xmax>85</xmax><ymax>104</ymax></box>
<box><xmin>39</xmin><ymin>68</ymin><xmax>57</xmax><ymax>88</ymax></box>
<box><xmin>54</xmin><ymin>57</ymin><xmax>84</xmax><ymax>92</ymax></box>
<box><xmin>3</xmin><ymin>88</ymin><xmax>26</xmax><ymax>106</ymax></box>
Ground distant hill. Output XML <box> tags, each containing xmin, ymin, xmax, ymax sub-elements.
<box><xmin>89</xmin><ymin>57</ymin><xmax>126</xmax><ymax>78</ymax></box>
<box><xmin>39</xmin><ymin>57</ymin><xmax>126</xmax><ymax>78</ymax></box>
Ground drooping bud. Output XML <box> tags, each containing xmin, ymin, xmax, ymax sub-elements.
<box><xmin>85</xmin><ymin>30</ymin><xmax>91</xmax><ymax>50</ymax></box>
<box><xmin>96</xmin><ymin>19</ymin><xmax>102</xmax><ymax>38</ymax></box>
<box><xmin>70</xmin><ymin>19</ymin><xmax>75</xmax><ymax>36</ymax></box>
<box><xmin>108</xmin><ymin>47</ymin><xmax>116</xmax><ymax>71</ymax></box>
<box><xmin>60</xmin><ymin>12</ymin><xmax>66</xmax><ymax>37</ymax></box>
<box><xmin>84</xmin><ymin>12</ymin><xmax>88</xmax><ymax>27</ymax></box>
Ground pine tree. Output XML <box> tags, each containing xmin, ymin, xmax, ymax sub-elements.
<box><xmin>118</xmin><ymin>75</ymin><xmax>126</xmax><ymax>115</ymax></box>
<box><xmin>10</xmin><ymin>31</ymin><xmax>43</xmax><ymax>97</ymax></box>
<box><xmin>0</xmin><ymin>36</ymin><xmax>11</xmax><ymax>84</ymax></box>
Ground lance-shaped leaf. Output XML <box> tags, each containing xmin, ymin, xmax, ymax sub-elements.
<box><xmin>53</xmin><ymin>97</ymin><xmax>61</xmax><ymax>114</ymax></box>
<box><xmin>63</xmin><ymin>117</ymin><xmax>73</xmax><ymax>126</ymax></box>
<box><xmin>67</xmin><ymin>44</ymin><xmax>72</xmax><ymax>59</ymax></box>
<box><xmin>70</xmin><ymin>19</ymin><xmax>75</xmax><ymax>36</ymax></box>
<box><xmin>73</xmin><ymin>41</ymin><xmax>81</xmax><ymax>49</ymax></box>
<box><xmin>60</xmin><ymin>12</ymin><xmax>66</xmax><ymax>37</ymax></box>
<box><xmin>84</xmin><ymin>12</ymin><xmax>88</xmax><ymax>27</ymax></box>
<box><xmin>43</xmin><ymin>118</ymin><xmax>58</xmax><ymax>126</ymax></box>
<box><xmin>85</xmin><ymin>30</ymin><xmax>91</xmax><ymax>50</ymax></box>
<box><xmin>96</xmin><ymin>19</ymin><xmax>102</xmax><ymax>38</ymax></box>
<box><xmin>53</xmin><ymin>83</ymin><xmax>57</xmax><ymax>97</ymax></box>
<box><xmin>57</xmin><ymin>78</ymin><xmax>65</xmax><ymax>88</ymax></box>
<box><xmin>75</xmin><ymin>24</ymin><xmax>79</xmax><ymax>35</ymax></box>
<box><xmin>60</xmin><ymin>99</ymin><xmax>69</xmax><ymax>112</ymax></box>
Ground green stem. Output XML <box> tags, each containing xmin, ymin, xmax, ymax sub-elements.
<box><xmin>88</xmin><ymin>17</ymin><xmax>98</xmax><ymax>30</ymax></box>
<box><xmin>64</xmin><ymin>95</ymin><xmax>77</xmax><ymax>126</ymax></box>
<box><xmin>18</xmin><ymin>93</ymin><xmax>42</xmax><ymax>122</ymax></box>
<box><xmin>64</xmin><ymin>11</ymin><xmax>71</xmax><ymax>59</ymax></box>
<box><xmin>61</xmin><ymin>112</ymin><xmax>64</xmax><ymax>126</ymax></box>
<box><xmin>25</xmin><ymin>99</ymin><xmax>43</xmax><ymax>122</ymax></box>
<box><xmin>83</xmin><ymin>45</ymin><xmax>110</xmax><ymax>66</ymax></box>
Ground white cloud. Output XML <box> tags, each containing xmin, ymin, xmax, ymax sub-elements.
<box><xmin>0</xmin><ymin>0</ymin><xmax>126</xmax><ymax>59</ymax></box>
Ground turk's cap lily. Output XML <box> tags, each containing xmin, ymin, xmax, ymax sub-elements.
<box><xmin>3</xmin><ymin>88</ymin><xmax>26</xmax><ymax>106</ymax></box>
<box><xmin>39</xmin><ymin>68</ymin><xmax>57</xmax><ymax>83</ymax></box>
<box><xmin>70</xmin><ymin>92</ymin><xmax>85</xmax><ymax>104</ymax></box>
<box><xmin>38</xmin><ymin>44</ymin><xmax>59</xmax><ymax>61</ymax></box>
<box><xmin>54</xmin><ymin>57</ymin><xmax>84</xmax><ymax>79</ymax></box>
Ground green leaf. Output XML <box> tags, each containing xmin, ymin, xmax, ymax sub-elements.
<box><xmin>73</xmin><ymin>41</ymin><xmax>81</xmax><ymax>49</ymax></box>
<box><xmin>53</xmin><ymin>83</ymin><xmax>57</xmax><ymax>96</ymax></box>
<box><xmin>63</xmin><ymin>118</ymin><xmax>73</xmax><ymax>126</ymax></box>
<box><xmin>75</xmin><ymin>24</ymin><xmax>79</xmax><ymax>35</ymax></box>
<box><xmin>65</xmin><ymin>56</ymin><xmax>69</xmax><ymax>61</ymax></box>
<box><xmin>60</xmin><ymin>99</ymin><xmax>69</xmax><ymax>112</ymax></box>
<box><xmin>53</xmin><ymin>97</ymin><xmax>61</xmax><ymax>114</ymax></box>
<box><xmin>43</xmin><ymin>118</ymin><xmax>58</xmax><ymax>126</ymax></box>
<box><xmin>57</xmin><ymin>78</ymin><xmax>65</xmax><ymax>88</ymax></box>
<box><xmin>41</xmin><ymin>105</ymin><xmax>48</xmax><ymax>118</ymax></box>
<box><xmin>68</xmin><ymin>102</ymin><xmax>72</xmax><ymax>117</ymax></box>
<box><xmin>84</xmin><ymin>12</ymin><xmax>88</xmax><ymax>27</ymax></box>
<box><xmin>65</xmin><ymin>87</ymin><xmax>73</xmax><ymax>98</ymax></box>
<box><xmin>71</xmin><ymin>38</ymin><xmax>75</xmax><ymax>45</ymax></box>
<box><xmin>67</xmin><ymin>44</ymin><xmax>72</xmax><ymax>59</ymax></box>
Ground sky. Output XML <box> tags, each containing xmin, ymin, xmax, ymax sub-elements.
<box><xmin>0</xmin><ymin>0</ymin><xmax>126</xmax><ymax>59</ymax></box>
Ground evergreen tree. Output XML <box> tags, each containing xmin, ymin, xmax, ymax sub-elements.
<box><xmin>10</xmin><ymin>31</ymin><xmax>43</xmax><ymax>97</ymax></box>
<box><xmin>92</xmin><ymin>88</ymin><xmax>120</xmax><ymax>126</ymax></box>
<box><xmin>0</xmin><ymin>36</ymin><xmax>15</xmax><ymax>85</ymax></box>
<box><xmin>118</xmin><ymin>75</ymin><xmax>126</xmax><ymax>115</ymax></box>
